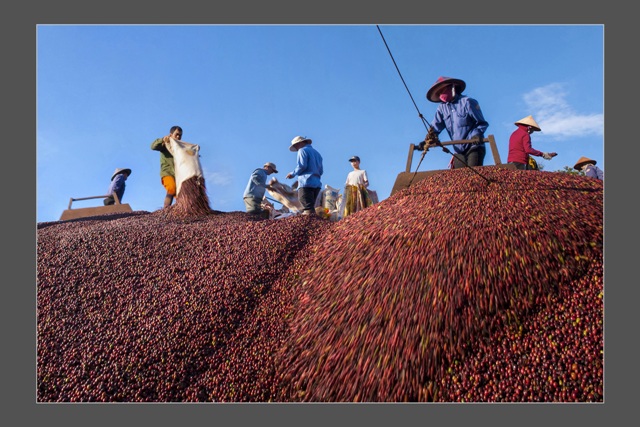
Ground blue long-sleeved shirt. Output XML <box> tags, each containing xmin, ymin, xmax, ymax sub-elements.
<box><xmin>289</xmin><ymin>145</ymin><xmax>323</xmax><ymax>189</ymax></box>
<box><xmin>243</xmin><ymin>168</ymin><xmax>269</xmax><ymax>199</ymax></box>
<box><xmin>107</xmin><ymin>174</ymin><xmax>127</xmax><ymax>202</ymax></box>
<box><xmin>430</xmin><ymin>95</ymin><xmax>489</xmax><ymax>154</ymax></box>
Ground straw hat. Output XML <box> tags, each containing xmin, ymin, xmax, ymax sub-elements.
<box><xmin>290</xmin><ymin>136</ymin><xmax>312</xmax><ymax>152</ymax></box>
<box><xmin>111</xmin><ymin>168</ymin><xmax>131</xmax><ymax>181</ymax></box>
<box><xmin>263</xmin><ymin>162</ymin><xmax>278</xmax><ymax>173</ymax></box>
<box><xmin>426</xmin><ymin>76</ymin><xmax>466</xmax><ymax>103</ymax></box>
<box><xmin>573</xmin><ymin>156</ymin><xmax>597</xmax><ymax>170</ymax></box>
<box><xmin>515</xmin><ymin>115</ymin><xmax>541</xmax><ymax>132</ymax></box>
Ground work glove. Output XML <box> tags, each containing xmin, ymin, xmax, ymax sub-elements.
<box><xmin>414</xmin><ymin>141</ymin><xmax>426</xmax><ymax>151</ymax></box>
<box><xmin>471</xmin><ymin>134</ymin><xmax>484</xmax><ymax>145</ymax></box>
<box><xmin>425</xmin><ymin>128</ymin><xmax>440</xmax><ymax>146</ymax></box>
<box><xmin>542</xmin><ymin>152</ymin><xmax>556</xmax><ymax>160</ymax></box>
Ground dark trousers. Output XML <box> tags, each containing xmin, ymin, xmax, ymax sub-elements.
<box><xmin>244</xmin><ymin>197</ymin><xmax>269</xmax><ymax>219</ymax></box>
<box><xmin>298</xmin><ymin>187</ymin><xmax>320</xmax><ymax>214</ymax></box>
<box><xmin>244</xmin><ymin>196</ymin><xmax>263</xmax><ymax>214</ymax></box>
<box><xmin>511</xmin><ymin>162</ymin><xmax>528</xmax><ymax>170</ymax></box>
<box><xmin>453</xmin><ymin>145</ymin><xmax>486</xmax><ymax>169</ymax></box>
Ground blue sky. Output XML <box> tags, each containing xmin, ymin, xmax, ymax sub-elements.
<box><xmin>36</xmin><ymin>24</ymin><xmax>603</xmax><ymax>223</ymax></box>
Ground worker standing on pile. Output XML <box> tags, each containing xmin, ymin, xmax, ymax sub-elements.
<box><xmin>574</xmin><ymin>156</ymin><xmax>604</xmax><ymax>180</ymax></box>
<box><xmin>243</xmin><ymin>162</ymin><xmax>279</xmax><ymax>218</ymax></box>
<box><xmin>151</xmin><ymin>125</ymin><xmax>182</xmax><ymax>208</ymax></box>
<box><xmin>507</xmin><ymin>115</ymin><xmax>557</xmax><ymax>170</ymax></box>
<box><xmin>286</xmin><ymin>136</ymin><xmax>324</xmax><ymax>216</ymax></box>
<box><xmin>104</xmin><ymin>168</ymin><xmax>131</xmax><ymax>205</ymax></box>
<box><xmin>343</xmin><ymin>155</ymin><xmax>372</xmax><ymax>218</ymax></box>
<box><xmin>421</xmin><ymin>76</ymin><xmax>489</xmax><ymax>169</ymax></box>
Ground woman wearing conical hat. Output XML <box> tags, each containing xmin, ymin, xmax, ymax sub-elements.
<box><xmin>423</xmin><ymin>76</ymin><xmax>489</xmax><ymax>169</ymax></box>
<box><xmin>574</xmin><ymin>156</ymin><xmax>604</xmax><ymax>180</ymax></box>
<box><xmin>507</xmin><ymin>115</ymin><xmax>557</xmax><ymax>170</ymax></box>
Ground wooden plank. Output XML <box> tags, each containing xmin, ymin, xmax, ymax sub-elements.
<box><xmin>59</xmin><ymin>204</ymin><xmax>133</xmax><ymax>221</ymax></box>
<box><xmin>487</xmin><ymin>135</ymin><xmax>502</xmax><ymax>165</ymax></box>
<box><xmin>406</xmin><ymin>144</ymin><xmax>415</xmax><ymax>173</ymax></box>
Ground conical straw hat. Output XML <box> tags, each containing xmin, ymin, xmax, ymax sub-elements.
<box><xmin>573</xmin><ymin>156</ymin><xmax>597</xmax><ymax>170</ymax></box>
<box><xmin>514</xmin><ymin>115</ymin><xmax>541</xmax><ymax>132</ymax></box>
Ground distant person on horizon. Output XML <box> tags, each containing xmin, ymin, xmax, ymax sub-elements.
<box><xmin>151</xmin><ymin>125</ymin><xmax>182</xmax><ymax>208</ymax></box>
<box><xmin>420</xmin><ymin>76</ymin><xmax>489</xmax><ymax>169</ymax></box>
<box><xmin>104</xmin><ymin>168</ymin><xmax>131</xmax><ymax>205</ymax></box>
<box><xmin>285</xmin><ymin>136</ymin><xmax>324</xmax><ymax>216</ymax></box>
<box><xmin>507</xmin><ymin>115</ymin><xmax>556</xmax><ymax>170</ymax></box>
<box><xmin>243</xmin><ymin>162</ymin><xmax>279</xmax><ymax>218</ymax></box>
<box><xmin>574</xmin><ymin>156</ymin><xmax>604</xmax><ymax>180</ymax></box>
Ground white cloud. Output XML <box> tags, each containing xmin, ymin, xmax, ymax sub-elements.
<box><xmin>204</xmin><ymin>169</ymin><xmax>232</xmax><ymax>186</ymax></box>
<box><xmin>523</xmin><ymin>83</ymin><xmax>603</xmax><ymax>139</ymax></box>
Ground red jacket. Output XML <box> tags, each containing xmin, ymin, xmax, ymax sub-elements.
<box><xmin>507</xmin><ymin>124</ymin><xmax>544</xmax><ymax>164</ymax></box>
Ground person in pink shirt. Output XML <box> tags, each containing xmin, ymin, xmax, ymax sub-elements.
<box><xmin>507</xmin><ymin>115</ymin><xmax>556</xmax><ymax>170</ymax></box>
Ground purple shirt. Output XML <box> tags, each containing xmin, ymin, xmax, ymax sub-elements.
<box><xmin>584</xmin><ymin>164</ymin><xmax>604</xmax><ymax>180</ymax></box>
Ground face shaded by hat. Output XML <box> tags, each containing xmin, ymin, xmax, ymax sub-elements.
<box><xmin>290</xmin><ymin>136</ymin><xmax>312</xmax><ymax>152</ymax></box>
<box><xmin>426</xmin><ymin>76</ymin><xmax>466</xmax><ymax>103</ymax></box>
<box><xmin>574</xmin><ymin>156</ymin><xmax>597</xmax><ymax>171</ymax></box>
<box><xmin>263</xmin><ymin>162</ymin><xmax>278</xmax><ymax>173</ymax></box>
<box><xmin>348</xmin><ymin>156</ymin><xmax>360</xmax><ymax>163</ymax></box>
<box><xmin>111</xmin><ymin>168</ymin><xmax>131</xmax><ymax>181</ymax></box>
<box><xmin>515</xmin><ymin>115</ymin><xmax>542</xmax><ymax>132</ymax></box>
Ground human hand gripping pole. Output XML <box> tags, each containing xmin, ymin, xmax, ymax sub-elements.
<box><xmin>426</xmin><ymin>127</ymin><xmax>440</xmax><ymax>147</ymax></box>
<box><xmin>415</xmin><ymin>127</ymin><xmax>440</xmax><ymax>151</ymax></box>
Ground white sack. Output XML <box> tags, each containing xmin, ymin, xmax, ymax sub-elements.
<box><xmin>266</xmin><ymin>177</ymin><xmax>303</xmax><ymax>213</ymax></box>
<box><xmin>168</xmin><ymin>138</ymin><xmax>204</xmax><ymax>195</ymax></box>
